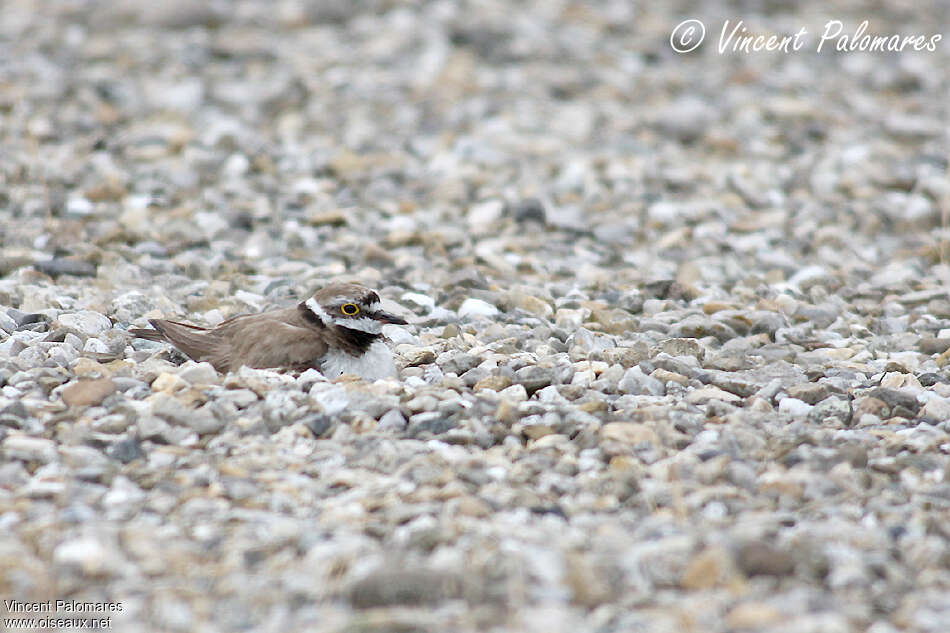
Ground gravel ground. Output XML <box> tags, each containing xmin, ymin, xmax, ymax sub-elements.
<box><xmin>2</xmin><ymin>1</ymin><xmax>950</xmax><ymax>632</ymax></box>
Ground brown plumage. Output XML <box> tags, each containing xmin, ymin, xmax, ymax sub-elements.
<box><xmin>130</xmin><ymin>283</ymin><xmax>407</xmax><ymax>374</ymax></box>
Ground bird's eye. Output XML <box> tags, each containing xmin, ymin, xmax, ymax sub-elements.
<box><xmin>340</xmin><ymin>303</ymin><xmax>360</xmax><ymax>316</ymax></box>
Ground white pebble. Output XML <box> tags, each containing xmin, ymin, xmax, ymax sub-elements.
<box><xmin>778</xmin><ymin>397</ymin><xmax>813</xmax><ymax>416</ymax></box>
<box><xmin>58</xmin><ymin>311</ymin><xmax>112</xmax><ymax>336</ymax></box>
<box><xmin>458</xmin><ymin>298</ymin><xmax>499</xmax><ymax>319</ymax></box>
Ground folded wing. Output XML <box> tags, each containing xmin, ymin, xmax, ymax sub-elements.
<box><xmin>132</xmin><ymin>312</ymin><xmax>329</xmax><ymax>373</ymax></box>
<box><xmin>223</xmin><ymin>318</ymin><xmax>329</xmax><ymax>372</ymax></box>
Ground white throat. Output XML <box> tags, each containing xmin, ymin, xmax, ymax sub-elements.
<box><xmin>321</xmin><ymin>339</ymin><xmax>397</xmax><ymax>381</ymax></box>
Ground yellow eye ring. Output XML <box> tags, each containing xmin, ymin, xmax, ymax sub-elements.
<box><xmin>340</xmin><ymin>303</ymin><xmax>360</xmax><ymax>316</ymax></box>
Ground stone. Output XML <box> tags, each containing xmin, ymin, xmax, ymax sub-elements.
<box><xmin>107</xmin><ymin>438</ymin><xmax>145</xmax><ymax>463</ymax></box>
<box><xmin>686</xmin><ymin>386</ymin><xmax>742</xmax><ymax>405</ymax></box>
<box><xmin>458</xmin><ymin>298</ymin><xmax>499</xmax><ymax>319</ymax></box>
<box><xmin>681</xmin><ymin>546</ymin><xmax>735</xmax><ymax>590</ymax></box>
<box><xmin>735</xmin><ymin>541</ymin><xmax>795</xmax><ymax>577</ymax></box>
<box><xmin>149</xmin><ymin>393</ymin><xmax>223</xmax><ymax>434</ymax></box>
<box><xmin>603</xmin><ymin>344</ymin><xmax>650</xmax><ymax>367</ymax></box>
<box><xmin>151</xmin><ymin>372</ymin><xmax>189</xmax><ymax>393</ymax></box>
<box><xmin>34</xmin><ymin>259</ymin><xmax>97</xmax><ymax>278</ymax></box>
<box><xmin>919</xmin><ymin>337</ymin><xmax>950</xmax><ymax>355</ymax></box>
<box><xmin>62</xmin><ymin>378</ymin><xmax>117</xmax><ymax>407</ymax></box>
<box><xmin>2</xmin><ymin>5</ymin><xmax>948</xmax><ymax>628</ymax></box>
<box><xmin>786</xmin><ymin>382</ymin><xmax>831</xmax><ymax>404</ymax></box>
<box><xmin>0</xmin><ymin>311</ymin><xmax>16</xmax><ymax>334</ymax></box>
<box><xmin>408</xmin><ymin>412</ymin><xmax>455</xmax><ymax>436</ymax></box>
<box><xmin>474</xmin><ymin>375</ymin><xmax>512</xmax><ymax>392</ymax></box>
<box><xmin>618</xmin><ymin>367</ymin><xmax>665</xmax><ymax>396</ymax></box>
<box><xmin>0</xmin><ymin>401</ymin><xmax>30</xmax><ymax>427</ymax></box>
<box><xmin>600</xmin><ymin>422</ymin><xmax>659</xmax><ymax>447</ymax></box>
<box><xmin>53</xmin><ymin>538</ymin><xmax>122</xmax><ymax>577</ymax></box>
<box><xmin>56</xmin><ymin>311</ymin><xmax>112</xmax><ymax>337</ymax></box>
<box><xmin>513</xmin><ymin>365</ymin><xmax>556</xmax><ymax>394</ymax></box>
<box><xmin>868</xmin><ymin>387</ymin><xmax>920</xmax><ymax>417</ymax></box>
<box><xmin>807</xmin><ymin>397</ymin><xmax>853</xmax><ymax>426</ymax></box>
<box><xmin>401</xmin><ymin>292</ymin><xmax>436</xmax><ymax>313</ymax></box>
<box><xmin>507</xmin><ymin>198</ymin><xmax>546</xmax><ymax>223</ymax></box>
<box><xmin>920</xmin><ymin>395</ymin><xmax>950</xmax><ymax>420</ymax></box>
<box><xmin>177</xmin><ymin>361</ymin><xmax>220</xmax><ymax>385</ymax></box>
<box><xmin>348</xmin><ymin>567</ymin><xmax>461</xmax><ymax>608</ymax></box>
<box><xmin>437</xmin><ymin>352</ymin><xmax>479</xmax><ymax>375</ymax></box>
<box><xmin>778</xmin><ymin>397</ymin><xmax>813</xmax><ymax>417</ymax></box>
<box><xmin>378</xmin><ymin>408</ymin><xmax>408</xmax><ymax>431</ymax></box>
<box><xmin>654</xmin><ymin>338</ymin><xmax>706</xmax><ymax>361</ymax></box>
<box><xmin>301</xmin><ymin>413</ymin><xmax>333</xmax><ymax>437</ymax></box>
<box><xmin>402</xmin><ymin>347</ymin><xmax>437</xmax><ymax>366</ymax></box>
<box><xmin>726</xmin><ymin>603</ymin><xmax>784</xmax><ymax>629</ymax></box>
<box><xmin>498</xmin><ymin>384</ymin><xmax>528</xmax><ymax>401</ymax></box>
<box><xmin>468</xmin><ymin>199</ymin><xmax>505</xmax><ymax>228</ymax></box>
<box><xmin>705</xmin><ymin>361</ymin><xmax>808</xmax><ymax>397</ymax></box>
<box><xmin>2</xmin><ymin>435</ymin><xmax>58</xmax><ymax>463</ymax></box>
<box><xmin>508</xmin><ymin>293</ymin><xmax>553</xmax><ymax>318</ymax></box>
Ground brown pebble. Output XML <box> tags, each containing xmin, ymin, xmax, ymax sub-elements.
<box><xmin>702</xmin><ymin>301</ymin><xmax>737</xmax><ymax>314</ymax></box>
<box><xmin>681</xmin><ymin>546</ymin><xmax>734</xmax><ymax>590</ymax></box>
<box><xmin>62</xmin><ymin>378</ymin><xmax>117</xmax><ymax>408</ymax></box>
<box><xmin>785</xmin><ymin>382</ymin><xmax>830</xmax><ymax>405</ymax></box>
<box><xmin>726</xmin><ymin>602</ymin><xmax>783</xmax><ymax>628</ymax></box>
<box><xmin>736</xmin><ymin>541</ymin><xmax>795</xmax><ymax>577</ymax></box>
<box><xmin>348</xmin><ymin>567</ymin><xmax>461</xmax><ymax>608</ymax></box>
<box><xmin>474</xmin><ymin>375</ymin><xmax>512</xmax><ymax>392</ymax></box>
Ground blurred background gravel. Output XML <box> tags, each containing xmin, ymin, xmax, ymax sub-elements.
<box><xmin>1</xmin><ymin>1</ymin><xmax>950</xmax><ymax>632</ymax></box>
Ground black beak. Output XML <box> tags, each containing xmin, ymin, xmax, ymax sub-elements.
<box><xmin>373</xmin><ymin>311</ymin><xmax>408</xmax><ymax>325</ymax></box>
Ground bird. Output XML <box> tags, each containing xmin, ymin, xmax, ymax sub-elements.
<box><xmin>129</xmin><ymin>283</ymin><xmax>408</xmax><ymax>380</ymax></box>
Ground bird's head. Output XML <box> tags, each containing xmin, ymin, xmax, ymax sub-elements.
<box><xmin>300</xmin><ymin>283</ymin><xmax>407</xmax><ymax>334</ymax></box>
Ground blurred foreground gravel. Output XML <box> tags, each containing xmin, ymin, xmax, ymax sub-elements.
<box><xmin>2</xmin><ymin>1</ymin><xmax>950</xmax><ymax>632</ymax></box>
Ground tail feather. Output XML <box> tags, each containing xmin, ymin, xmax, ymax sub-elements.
<box><xmin>130</xmin><ymin>319</ymin><xmax>209</xmax><ymax>344</ymax></box>
<box><xmin>129</xmin><ymin>327</ymin><xmax>166</xmax><ymax>342</ymax></box>
<box><xmin>132</xmin><ymin>318</ymin><xmax>222</xmax><ymax>367</ymax></box>
<box><xmin>149</xmin><ymin>318</ymin><xmax>208</xmax><ymax>332</ymax></box>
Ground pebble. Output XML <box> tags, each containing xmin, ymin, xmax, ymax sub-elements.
<box><xmin>177</xmin><ymin>361</ymin><xmax>220</xmax><ymax>385</ymax></box>
<box><xmin>34</xmin><ymin>259</ymin><xmax>98</xmax><ymax>278</ymax></box>
<box><xmin>920</xmin><ymin>395</ymin><xmax>950</xmax><ymax>420</ymax></box>
<box><xmin>807</xmin><ymin>397</ymin><xmax>853</xmax><ymax>426</ymax></box>
<box><xmin>513</xmin><ymin>365</ymin><xmax>557</xmax><ymax>394</ymax></box>
<box><xmin>0</xmin><ymin>3</ymin><xmax>947</xmax><ymax>632</ymax></box>
<box><xmin>786</xmin><ymin>382</ymin><xmax>831</xmax><ymax>405</ymax></box>
<box><xmin>401</xmin><ymin>292</ymin><xmax>436</xmax><ymax>313</ymax></box>
<box><xmin>0</xmin><ymin>311</ymin><xmax>16</xmax><ymax>333</ymax></box>
<box><xmin>107</xmin><ymin>438</ymin><xmax>145</xmax><ymax>463</ymax></box>
<box><xmin>778</xmin><ymin>397</ymin><xmax>813</xmax><ymax>417</ymax></box>
<box><xmin>458</xmin><ymin>298</ymin><xmax>499</xmax><ymax>320</ymax></box>
<box><xmin>3</xmin><ymin>435</ymin><xmax>58</xmax><ymax>463</ymax></box>
<box><xmin>686</xmin><ymin>386</ymin><xmax>742</xmax><ymax>405</ymax></box>
<box><xmin>62</xmin><ymin>378</ymin><xmax>117</xmax><ymax>407</ymax></box>
<box><xmin>56</xmin><ymin>311</ymin><xmax>113</xmax><ymax>337</ymax></box>
<box><xmin>348</xmin><ymin>567</ymin><xmax>460</xmax><ymax>608</ymax></box>
<box><xmin>617</xmin><ymin>367</ymin><xmax>665</xmax><ymax>396</ymax></box>
<box><xmin>53</xmin><ymin>537</ymin><xmax>122</xmax><ymax>577</ymax></box>
<box><xmin>377</xmin><ymin>408</ymin><xmax>408</xmax><ymax>431</ymax></box>
<box><xmin>735</xmin><ymin>541</ymin><xmax>796</xmax><ymax>577</ymax></box>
